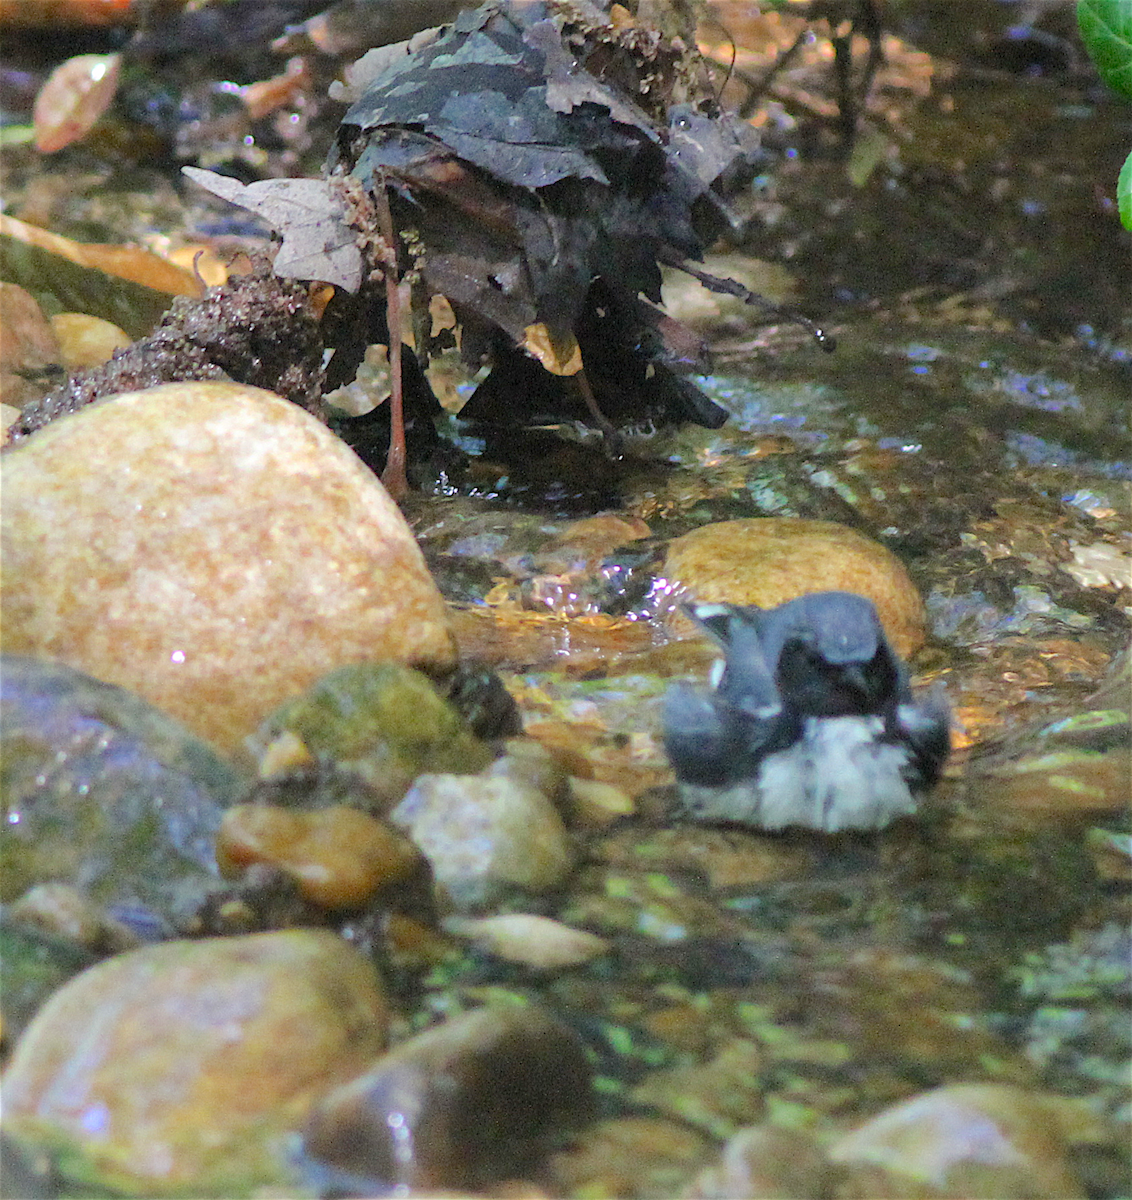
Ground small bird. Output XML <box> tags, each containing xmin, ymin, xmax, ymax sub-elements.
<box><xmin>663</xmin><ymin>592</ymin><xmax>950</xmax><ymax>832</ymax></box>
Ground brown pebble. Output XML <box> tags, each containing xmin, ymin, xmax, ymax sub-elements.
<box><xmin>217</xmin><ymin>803</ymin><xmax>424</xmax><ymax>909</ymax></box>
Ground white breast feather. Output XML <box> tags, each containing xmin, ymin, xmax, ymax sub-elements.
<box><xmin>677</xmin><ymin>715</ymin><xmax>917</xmax><ymax>832</ymax></box>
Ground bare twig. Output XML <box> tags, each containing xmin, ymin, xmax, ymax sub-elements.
<box><xmin>372</xmin><ymin>176</ymin><xmax>408</xmax><ymax>499</ymax></box>
<box><xmin>672</xmin><ymin>261</ymin><xmax>837</xmax><ymax>353</ymax></box>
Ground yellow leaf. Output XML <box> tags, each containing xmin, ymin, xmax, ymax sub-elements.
<box><xmin>521</xmin><ymin>321</ymin><xmax>583</xmax><ymax>376</ymax></box>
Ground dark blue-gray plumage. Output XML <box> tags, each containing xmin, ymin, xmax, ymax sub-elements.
<box><xmin>663</xmin><ymin>592</ymin><xmax>950</xmax><ymax>832</ymax></box>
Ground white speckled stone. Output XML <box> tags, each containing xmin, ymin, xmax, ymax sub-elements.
<box><xmin>391</xmin><ymin>773</ymin><xmax>574</xmax><ymax>909</ymax></box>
<box><xmin>1</xmin><ymin>382</ymin><xmax>456</xmax><ymax>754</ymax></box>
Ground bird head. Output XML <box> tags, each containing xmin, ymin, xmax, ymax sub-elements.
<box><xmin>768</xmin><ymin>592</ymin><xmax>901</xmax><ymax>718</ymax></box>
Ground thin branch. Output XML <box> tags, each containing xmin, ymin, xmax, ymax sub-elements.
<box><xmin>372</xmin><ymin>176</ymin><xmax>408</xmax><ymax>499</ymax></box>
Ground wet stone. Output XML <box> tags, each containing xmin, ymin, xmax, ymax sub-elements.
<box><xmin>2</xmin><ymin>929</ymin><xmax>390</xmax><ymax>1196</ymax></box>
<box><xmin>251</xmin><ymin>662</ymin><xmax>494</xmax><ymax>812</ymax></box>
<box><xmin>216</xmin><ymin>802</ymin><xmax>428</xmax><ymax>911</ymax></box>
<box><xmin>663</xmin><ymin>517</ymin><xmax>927</xmax><ymax>657</ymax></box>
<box><xmin>0</xmin><ymin>655</ymin><xmax>242</xmax><ymax>926</ymax></box>
<box><xmin>684</xmin><ymin>1124</ymin><xmax>835</xmax><ymax>1200</ymax></box>
<box><xmin>828</xmin><ymin>1083</ymin><xmax>1099</xmax><ymax>1199</ymax></box>
<box><xmin>0</xmin><ymin>282</ymin><xmax>61</xmax><ymax>410</ymax></box>
<box><xmin>301</xmin><ymin>1003</ymin><xmax>593</xmax><ymax>1195</ymax></box>
<box><xmin>0</xmin><ymin>382</ymin><xmax>457</xmax><ymax>756</ymax></box>
<box><xmin>547</xmin><ymin>1115</ymin><xmax>715</xmax><ymax>1200</ymax></box>
<box><xmin>391</xmin><ymin>771</ymin><xmax>574</xmax><ymax>910</ymax></box>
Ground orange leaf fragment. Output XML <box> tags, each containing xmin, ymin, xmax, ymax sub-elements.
<box><xmin>0</xmin><ymin>213</ymin><xmax>203</xmax><ymax>298</ymax></box>
<box><xmin>0</xmin><ymin>0</ymin><xmax>134</xmax><ymax>28</ymax></box>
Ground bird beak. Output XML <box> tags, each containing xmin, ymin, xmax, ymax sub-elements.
<box><xmin>841</xmin><ymin>664</ymin><xmax>870</xmax><ymax>699</ymax></box>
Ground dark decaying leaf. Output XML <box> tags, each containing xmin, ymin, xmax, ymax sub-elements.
<box><xmin>317</xmin><ymin>0</ymin><xmax>765</xmax><ymax>432</ymax></box>
<box><xmin>174</xmin><ymin>0</ymin><xmax>822</xmax><ymax>481</ymax></box>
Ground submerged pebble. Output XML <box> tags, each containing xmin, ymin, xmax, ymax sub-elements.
<box><xmin>684</xmin><ymin>1124</ymin><xmax>834</xmax><ymax>1200</ymax></box>
<box><xmin>441</xmin><ymin>913</ymin><xmax>610</xmax><ymax>971</ymax></box>
<box><xmin>0</xmin><ymin>382</ymin><xmax>456</xmax><ymax>755</ymax></box>
<box><xmin>301</xmin><ymin>1003</ymin><xmax>593</xmax><ymax>1194</ymax></box>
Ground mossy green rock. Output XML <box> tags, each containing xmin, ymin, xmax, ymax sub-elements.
<box><xmin>0</xmin><ymin>922</ymin><xmax>96</xmax><ymax>1050</ymax></box>
<box><xmin>252</xmin><ymin>663</ymin><xmax>494</xmax><ymax>811</ymax></box>
<box><xmin>1</xmin><ymin>655</ymin><xmax>242</xmax><ymax>923</ymax></box>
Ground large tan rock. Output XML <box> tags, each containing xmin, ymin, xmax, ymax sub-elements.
<box><xmin>663</xmin><ymin>517</ymin><xmax>926</xmax><ymax>657</ymax></box>
<box><xmin>0</xmin><ymin>382</ymin><xmax>456</xmax><ymax>754</ymax></box>
<box><xmin>1</xmin><ymin>929</ymin><xmax>390</xmax><ymax>1195</ymax></box>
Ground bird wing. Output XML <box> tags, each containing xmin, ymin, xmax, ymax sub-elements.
<box><xmin>683</xmin><ymin>603</ymin><xmax>781</xmax><ymax>713</ymax></box>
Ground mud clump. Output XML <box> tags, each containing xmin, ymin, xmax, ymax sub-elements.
<box><xmin>9</xmin><ymin>266</ymin><xmax>325</xmax><ymax>439</ymax></box>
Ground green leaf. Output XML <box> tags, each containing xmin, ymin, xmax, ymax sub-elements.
<box><xmin>1077</xmin><ymin>0</ymin><xmax>1132</xmax><ymax>101</ymax></box>
<box><xmin>1119</xmin><ymin>147</ymin><xmax>1132</xmax><ymax>230</ymax></box>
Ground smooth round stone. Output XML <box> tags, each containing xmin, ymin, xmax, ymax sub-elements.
<box><xmin>663</xmin><ymin>517</ymin><xmax>925</xmax><ymax>657</ymax></box>
<box><xmin>0</xmin><ymin>382</ymin><xmax>456</xmax><ymax>754</ymax></box>
<box><xmin>828</xmin><ymin>1083</ymin><xmax>1094</xmax><ymax>1199</ymax></box>
<box><xmin>301</xmin><ymin>1003</ymin><xmax>592</xmax><ymax>1194</ymax></box>
<box><xmin>2</xmin><ymin>929</ymin><xmax>390</xmax><ymax>1195</ymax></box>
<box><xmin>390</xmin><ymin>773</ymin><xmax>574</xmax><ymax>910</ymax></box>
<box><xmin>50</xmin><ymin>313</ymin><xmax>131</xmax><ymax>370</ymax></box>
<box><xmin>216</xmin><ymin>803</ymin><xmax>426</xmax><ymax>910</ymax></box>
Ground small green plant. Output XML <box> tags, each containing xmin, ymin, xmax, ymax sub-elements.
<box><xmin>1077</xmin><ymin>0</ymin><xmax>1132</xmax><ymax>230</ymax></box>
